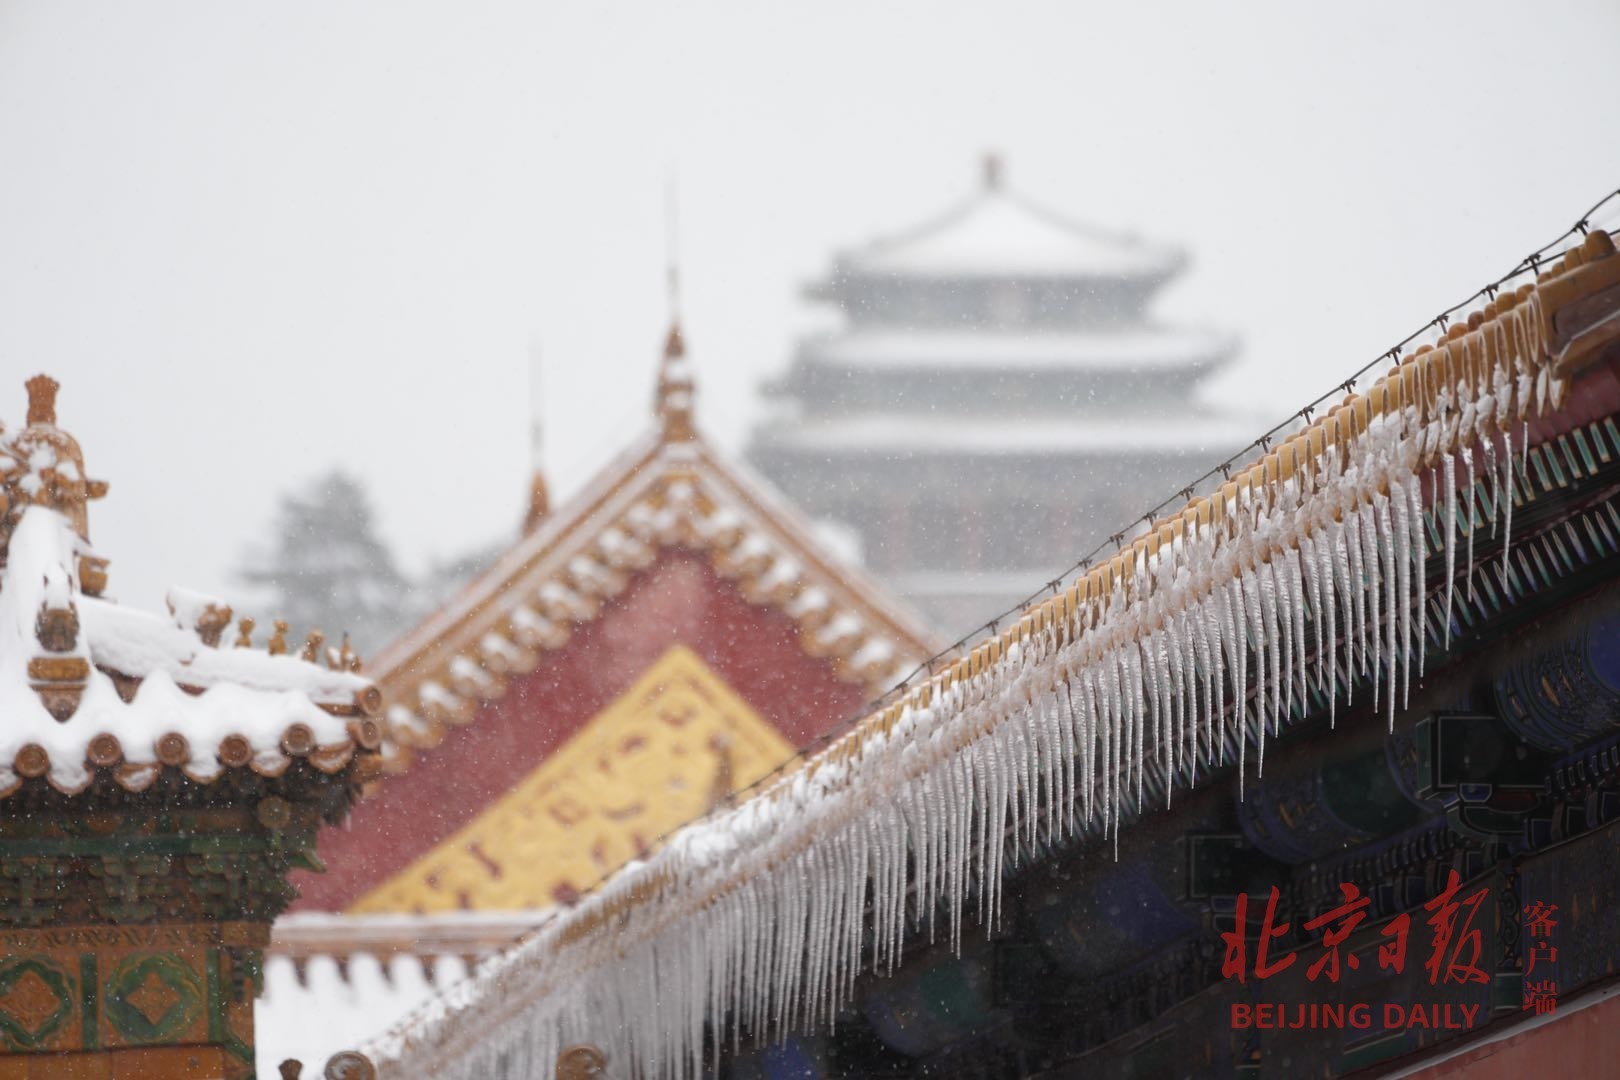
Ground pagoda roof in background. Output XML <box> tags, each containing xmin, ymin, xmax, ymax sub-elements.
<box><xmin>829</xmin><ymin>155</ymin><xmax>1185</xmax><ymax>283</ymax></box>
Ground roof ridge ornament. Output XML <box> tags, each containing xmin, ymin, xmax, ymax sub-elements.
<box><xmin>25</xmin><ymin>373</ymin><xmax>59</xmax><ymax>425</ymax></box>
<box><xmin>1</xmin><ymin>374</ymin><xmax>109</xmax><ymax>562</ymax></box>
<box><xmin>656</xmin><ymin>319</ymin><xmax>696</xmax><ymax>442</ymax></box>
<box><xmin>656</xmin><ymin>174</ymin><xmax>696</xmax><ymax>442</ymax></box>
<box><xmin>524</xmin><ymin>339</ymin><xmax>550</xmax><ymax>533</ymax></box>
<box><xmin>981</xmin><ymin>151</ymin><xmax>1002</xmax><ymax>191</ymax></box>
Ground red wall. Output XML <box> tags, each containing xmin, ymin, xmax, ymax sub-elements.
<box><xmin>291</xmin><ymin>552</ymin><xmax>871</xmax><ymax>911</ymax></box>
<box><xmin>1402</xmin><ymin>988</ymin><xmax>1620</xmax><ymax>1079</ymax></box>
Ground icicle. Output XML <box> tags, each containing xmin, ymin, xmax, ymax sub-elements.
<box><xmin>1405</xmin><ymin>473</ymin><xmax>1426</xmax><ymax>683</ymax></box>
<box><xmin>1388</xmin><ymin>488</ymin><xmax>1411</xmax><ymax>711</ymax></box>
<box><xmin>1482</xmin><ymin>432</ymin><xmax>1500</xmax><ymax>540</ymax></box>
<box><xmin>1301</xmin><ymin>535</ymin><xmax>1324</xmax><ymax>696</ymax></box>
<box><xmin>1130</xmin><ymin>643</ymin><xmax>1146</xmax><ymax>814</ymax></box>
<box><xmin>1501</xmin><ymin>426</ymin><xmax>1515</xmax><ymax>585</ymax></box>
<box><xmin>1197</xmin><ymin>594</ymin><xmax>1219</xmax><ymax>778</ymax></box>
<box><xmin>1226</xmin><ymin>577</ymin><xmax>1248</xmax><ymax>790</ymax></box>
<box><xmin>1330</xmin><ymin>521</ymin><xmax>1350</xmax><ymax>712</ymax></box>
<box><xmin>1376</xmin><ymin>494</ymin><xmax>1398</xmax><ymax>731</ymax></box>
<box><xmin>1344</xmin><ymin>511</ymin><xmax>1367</xmax><ymax>683</ymax></box>
<box><xmin>1249</xmin><ymin>566</ymin><xmax>1275</xmax><ymax>776</ymax></box>
<box><xmin>1230</xmin><ymin>575</ymin><xmax>1248</xmax><ymax>781</ymax></box>
<box><xmin>1168</xmin><ymin>612</ymin><xmax>1191</xmax><ymax>789</ymax></box>
<box><xmin>1068</xmin><ymin>678</ymin><xmax>1088</xmax><ymax>832</ymax></box>
<box><xmin>1359</xmin><ymin>506</ymin><xmax>1383</xmax><ymax>711</ymax></box>
<box><xmin>1158</xmin><ymin>630</ymin><xmax>1177</xmax><ymax>804</ymax></box>
<box><xmin>1271</xmin><ymin>557</ymin><xmax>1294</xmax><ymax>728</ymax></box>
<box><xmin>1318</xmin><ymin>531</ymin><xmax>1339</xmax><ymax>726</ymax></box>
<box><xmin>1441</xmin><ymin>452</ymin><xmax>1457</xmax><ymax>648</ymax></box>
<box><xmin>1288</xmin><ymin>551</ymin><xmax>1308</xmax><ymax>719</ymax></box>
<box><xmin>1105</xmin><ymin>655</ymin><xmax>1121</xmax><ymax>857</ymax></box>
<box><xmin>921</xmin><ymin>771</ymin><xmax>941</xmax><ymax>945</ymax></box>
<box><xmin>1463</xmin><ymin>445</ymin><xmax>1478</xmax><ymax>602</ymax></box>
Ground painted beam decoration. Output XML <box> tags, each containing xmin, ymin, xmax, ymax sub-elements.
<box><xmin>0</xmin><ymin>377</ymin><xmax>381</xmax><ymax>1076</ymax></box>
<box><xmin>368</xmin><ymin>225</ymin><xmax>1620</xmax><ymax>1078</ymax></box>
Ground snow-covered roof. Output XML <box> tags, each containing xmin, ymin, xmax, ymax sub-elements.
<box><xmin>256</xmin><ymin>909</ymin><xmax>554</xmax><ymax>1078</ymax></box>
<box><xmin>368</xmin><ymin>230</ymin><xmax>1620</xmax><ymax>1079</ymax></box>
<box><xmin>798</xmin><ymin>326</ymin><xmax>1236</xmax><ymax>372</ymax></box>
<box><xmin>834</xmin><ymin>169</ymin><xmax>1183</xmax><ymax>281</ymax></box>
<box><xmin>368</xmin><ymin>327</ymin><xmax>940</xmax><ymax>773</ymax></box>
<box><xmin>0</xmin><ymin>375</ymin><xmax>378</xmax><ymax>799</ymax></box>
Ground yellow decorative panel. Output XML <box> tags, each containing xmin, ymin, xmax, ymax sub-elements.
<box><xmin>350</xmin><ymin>645</ymin><xmax>794</xmax><ymax>913</ymax></box>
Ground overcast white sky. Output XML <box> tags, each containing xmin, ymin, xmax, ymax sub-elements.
<box><xmin>2</xmin><ymin>1</ymin><xmax>1618</xmax><ymax>617</ymax></box>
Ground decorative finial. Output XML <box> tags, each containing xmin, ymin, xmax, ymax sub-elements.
<box><xmin>524</xmin><ymin>338</ymin><xmax>549</xmax><ymax>533</ymax></box>
<box><xmin>525</xmin><ymin>472</ymin><xmax>550</xmax><ymax>533</ymax></box>
<box><xmin>655</xmin><ymin>320</ymin><xmax>696</xmax><ymax>441</ymax></box>
<box><xmin>982</xmin><ymin>152</ymin><xmax>1002</xmax><ymax>191</ymax></box>
<box><xmin>25</xmin><ymin>374</ymin><xmax>59</xmax><ymax>426</ymax></box>
<box><xmin>4</xmin><ymin>375</ymin><xmax>108</xmax><ymax>544</ymax></box>
<box><xmin>655</xmin><ymin>169</ymin><xmax>695</xmax><ymax>441</ymax></box>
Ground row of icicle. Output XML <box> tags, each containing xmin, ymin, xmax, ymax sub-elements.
<box><xmin>374</xmin><ymin>232</ymin><xmax>1616</xmax><ymax>1080</ymax></box>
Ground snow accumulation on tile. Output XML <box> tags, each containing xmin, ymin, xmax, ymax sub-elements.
<box><xmin>369</xmin><ymin>231</ymin><xmax>1620</xmax><ymax>1080</ymax></box>
<box><xmin>257</xmin><ymin>950</ymin><xmax>471</xmax><ymax>1080</ymax></box>
<box><xmin>256</xmin><ymin>909</ymin><xmax>556</xmax><ymax>1079</ymax></box>
<box><xmin>0</xmin><ymin>376</ymin><xmax>377</xmax><ymax>799</ymax></box>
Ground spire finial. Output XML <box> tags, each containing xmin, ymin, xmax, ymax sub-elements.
<box><xmin>523</xmin><ymin>338</ymin><xmax>550</xmax><ymax>532</ymax></box>
<box><xmin>655</xmin><ymin>318</ymin><xmax>695</xmax><ymax>441</ymax></box>
<box><xmin>25</xmin><ymin>374</ymin><xmax>59</xmax><ymax>426</ymax></box>
<box><xmin>981</xmin><ymin>151</ymin><xmax>1002</xmax><ymax>191</ymax></box>
<box><xmin>664</xmin><ymin>164</ymin><xmax>683</xmax><ymax>321</ymax></box>
<box><xmin>5</xmin><ymin>376</ymin><xmax>108</xmax><ymax>546</ymax></box>
<box><xmin>655</xmin><ymin>169</ymin><xmax>695</xmax><ymax>441</ymax></box>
